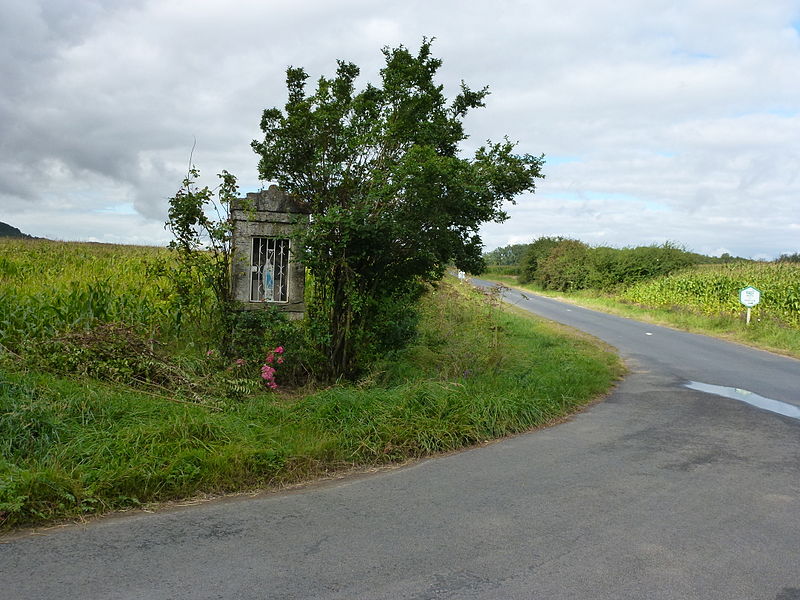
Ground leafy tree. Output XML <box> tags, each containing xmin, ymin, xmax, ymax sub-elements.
<box><xmin>535</xmin><ymin>239</ymin><xmax>593</xmax><ymax>291</ymax></box>
<box><xmin>519</xmin><ymin>236</ymin><xmax>566</xmax><ymax>283</ymax></box>
<box><xmin>483</xmin><ymin>243</ymin><xmax>532</xmax><ymax>266</ymax></box>
<box><xmin>165</xmin><ymin>167</ymin><xmax>239</xmax><ymax>344</ymax></box>
<box><xmin>252</xmin><ymin>40</ymin><xmax>544</xmax><ymax>377</ymax></box>
<box><xmin>777</xmin><ymin>252</ymin><xmax>800</xmax><ymax>263</ymax></box>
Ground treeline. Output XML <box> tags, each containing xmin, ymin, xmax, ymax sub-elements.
<box><xmin>483</xmin><ymin>238</ymin><xmax>733</xmax><ymax>291</ymax></box>
<box><xmin>516</xmin><ymin>237</ymin><xmax>699</xmax><ymax>291</ymax></box>
<box><xmin>482</xmin><ymin>243</ymin><xmax>531</xmax><ymax>266</ymax></box>
<box><xmin>485</xmin><ymin>240</ymin><xmax>800</xmax><ymax>279</ymax></box>
<box><xmin>483</xmin><ymin>237</ymin><xmax>800</xmax><ymax>292</ymax></box>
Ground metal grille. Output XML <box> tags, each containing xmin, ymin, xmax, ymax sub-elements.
<box><xmin>250</xmin><ymin>237</ymin><xmax>290</xmax><ymax>302</ymax></box>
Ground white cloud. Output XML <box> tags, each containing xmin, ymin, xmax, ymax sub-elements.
<box><xmin>1</xmin><ymin>0</ymin><xmax>799</xmax><ymax>256</ymax></box>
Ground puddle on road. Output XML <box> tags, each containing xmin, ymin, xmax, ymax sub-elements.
<box><xmin>685</xmin><ymin>381</ymin><xmax>800</xmax><ymax>420</ymax></box>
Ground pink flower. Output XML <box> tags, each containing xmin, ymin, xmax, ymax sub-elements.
<box><xmin>206</xmin><ymin>350</ymin><xmax>214</xmax><ymax>357</ymax></box>
<box><xmin>235</xmin><ymin>358</ymin><xmax>246</xmax><ymax>366</ymax></box>
<box><xmin>259</xmin><ymin>347</ymin><xmax>285</xmax><ymax>390</ymax></box>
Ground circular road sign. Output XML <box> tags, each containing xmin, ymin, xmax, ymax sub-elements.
<box><xmin>739</xmin><ymin>286</ymin><xmax>761</xmax><ymax>308</ymax></box>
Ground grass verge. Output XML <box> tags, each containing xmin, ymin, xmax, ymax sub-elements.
<box><xmin>483</xmin><ymin>275</ymin><xmax>800</xmax><ymax>359</ymax></box>
<box><xmin>0</xmin><ymin>280</ymin><xmax>622</xmax><ymax>531</ymax></box>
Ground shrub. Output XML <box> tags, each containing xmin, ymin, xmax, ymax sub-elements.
<box><xmin>25</xmin><ymin>323</ymin><xmax>185</xmax><ymax>389</ymax></box>
<box><xmin>519</xmin><ymin>236</ymin><xmax>566</xmax><ymax>284</ymax></box>
<box><xmin>535</xmin><ymin>239</ymin><xmax>595</xmax><ymax>291</ymax></box>
<box><xmin>516</xmin><ymin>237</ymin><xmax>698</xmax><ymax>292</ymax></box>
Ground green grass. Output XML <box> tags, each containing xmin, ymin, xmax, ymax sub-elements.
<box><xmin>483</xmin><ymin>274</ymin><xmax>800</xmax><ymax>359</ymax></box>
<box><xmin>0</xmin><ymin>279</ymin><xmax>621</xmax><ymax>530</ymax></box>
<box><xmin>483</xmin><ymin>265</ymin><xmax>520</xmax><ymax>277</ymax></box>
<box><xmin>0</xmin><ymin>238</ymin><xmax>219</xmax><ymax>353</ymax></box>
<box><xmin>0</xmin><ymin>239</ymin><xmax>180</xmax><ymax>349</ymax></box>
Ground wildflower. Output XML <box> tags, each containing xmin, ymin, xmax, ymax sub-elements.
<box><xmin>260</xmin><ymin>345</ymin><xmax>285</xmax><ymax>390</ymax></box>
<box><xmin>206</xmin><ymin>349</ymin><xmax>215</xmax><ymax>357</ymax></box>
<box><xmin>235</xmin><ymin>358</ymin><xmax>246</xmax><ymax>366</ymax></box>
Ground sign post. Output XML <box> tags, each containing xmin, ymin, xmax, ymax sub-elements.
<box><xmin>739</xmin><ymin>286</ymin><xmax>761</xmax><ymax>325</ymax></box>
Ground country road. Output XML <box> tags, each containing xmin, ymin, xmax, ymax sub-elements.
<box><xmin>2</xmin><ymin>284</ymin><xmax>799</xmax><ymax>600</ymax></box>
<box><xmin>471</xmin><ymin>278</ymin><xmax>800</xmax><ymax>408</ymax></box>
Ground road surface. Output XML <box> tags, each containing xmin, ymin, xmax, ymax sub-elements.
<box><xmin>2</xmin><ymin>283</ymin><xmax>799</xmax><ymax>599</ymax></box>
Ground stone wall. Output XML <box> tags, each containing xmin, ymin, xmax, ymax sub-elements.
<box><xmin>230</xmin><ymin>185</ymin><xmax>309</xmax><ymax>319</ymax></box>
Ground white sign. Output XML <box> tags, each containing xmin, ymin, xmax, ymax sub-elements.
<box><xmin>739</xmin><ymin>286</ymin><xmax>761</xmax><ymax>308</ymax></box>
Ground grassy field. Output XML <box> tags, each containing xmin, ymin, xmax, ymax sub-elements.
<box><xmin>483</xmin><ymin>262</ymin><xmax>800</xmax><ymax>358</ymax></box>
<box><xmin>0</xmin><ymin>240</ymin><xmax>622</xmax><ymax>529</ymax></box>
<box><xmin>0</xmin><ymin>239</ymin><xmax>184</xmax><ymax>350</ymax></box>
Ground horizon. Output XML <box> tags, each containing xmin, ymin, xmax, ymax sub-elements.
<box><xmin>1</xmin><ymin>220</ymin><xmax>793</xmax><ymax>262</ymax></box>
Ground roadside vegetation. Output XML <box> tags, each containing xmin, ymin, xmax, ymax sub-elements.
<box><xmin>1</xmin><ymin>44</ymin><xmax>624</xmax><ymax>530</ymax></box>
<box><xmin>250</xmin><ymin>40</ymin><xmax>544</xmax><ymax>379</ymax></box>
<box><xmin>0</xmin><ymin>239</ymin><xmax>621</xmax><ymax>529</ymax></box>
<box><xmin>483</xmin><ymin>239</ymin><xmax>800</xmax><ymax>357</ymax></box>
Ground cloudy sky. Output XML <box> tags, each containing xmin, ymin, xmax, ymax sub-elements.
<box><xmin>1</xmin><ymin>0</ymin><xmax>798</xmax><ymax>258</ymax></box>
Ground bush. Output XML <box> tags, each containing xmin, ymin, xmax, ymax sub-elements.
<box><xmin>519</xmin><ymin>236</ymin><xmax>566</xmax><ymax>284</ymax></box>
<box><xmin>517</xmin><ymin>237</ymin><xmax>698</xmax><ymax>292</ymax></box>
<box><xmin>25</xmin><ymin>323</ymin><xmax>185</xmax><ymax>389</ymax></box>
<box><xmin>483</xmin><ymin>243</ymin><xmax>532</xmax><ymax>266</ymax></box>
<box><xmin>535</xmin><ymin>239</ymin><xmax>595</xmax><ymax>291</ymax></box>
<box><xmin>584</xmin><ymin>243</ymin><xmax>696</xmax><ymax>291</ymax></box>
<box><xmin>225</xmin><ymin>307</ymin><xmax>292</xmax><ymax>363</ymax></box>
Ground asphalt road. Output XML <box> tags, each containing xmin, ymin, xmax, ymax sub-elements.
<box><xmin>2</xmin><ymin>284</ymin><xmax>799</xmax><ymax>599</ymax></box>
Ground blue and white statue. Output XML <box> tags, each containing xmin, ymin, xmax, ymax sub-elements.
<box><xmin>261</xmin><ymin>250</ymin><xmax>275</xmax><ymax>301</ymax></box>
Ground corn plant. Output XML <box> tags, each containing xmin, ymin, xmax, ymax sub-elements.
<box><xmin>0</xmin><ymin>239</ymin><xmax>185</xmax><ymax>351</ymax></box>
<box><xmin>620</xmin><ymin>262</ymin><xmax>800</xmax><ymax>328</ymax></box>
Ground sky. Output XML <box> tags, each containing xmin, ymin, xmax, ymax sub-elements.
<box><xmin>1</xmin><ymin>0</ymin><xmax>798</xmax><ymax>259</ymax></box>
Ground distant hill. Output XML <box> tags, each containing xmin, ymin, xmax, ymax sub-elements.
<box><xmin>0</xmin><ymin>221</ymin><xmax>34</xmax><ymax>239</ymax></box>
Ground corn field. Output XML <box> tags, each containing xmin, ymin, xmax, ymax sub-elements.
<box><xmin>0</xmin><ymin>239</ymin><xmax>211</xmax><ymax>351</ymax></box>
<box><xmin>620</xmin><ymin>262</ymin><xmax>800</xmax><ymax>328</ymax></box>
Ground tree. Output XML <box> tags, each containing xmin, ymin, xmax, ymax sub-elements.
<box><xmin>483</xmin><ymin>243</ymin><xmax>532</xmax><ymax>266</ymax></box>
<box><xmin>535</xmin><ymin>239</ymin><xmax>593</xmax><ymax>291</ymax></box>
<box><xmin>165</xmin><ymin>167</ymin><xmax>239</xmax><ymax>344</ymax></box>
<box><xmin>777</xmin><ymin>252</ymin><xmax>800</xmax><ymax>263</ymax></box>
<box><xmin>519</xmin><ymin>236</ymin><xmax>565</xmax><ymax>283</ymax></box>
<box><xmin>252</xmin><ymin>40</ymin><xmax>544</xmax><ymax>377</ymax></box>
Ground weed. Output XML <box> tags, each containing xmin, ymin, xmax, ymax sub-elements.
<box><xmin>0</xmin><ymin>279</ymin><xmax>621</xmax><ymax>529</ymax></box>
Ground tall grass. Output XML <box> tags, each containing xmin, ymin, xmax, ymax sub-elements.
<box><xmin>0</xmin><ymin>239</ymin><xmax>191</xmax><ymax>350</ymax></box>
<box><xmin>0</xmin><ymin>279</ymin><xmax>621</xmax><ymax>529</ymax></box>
